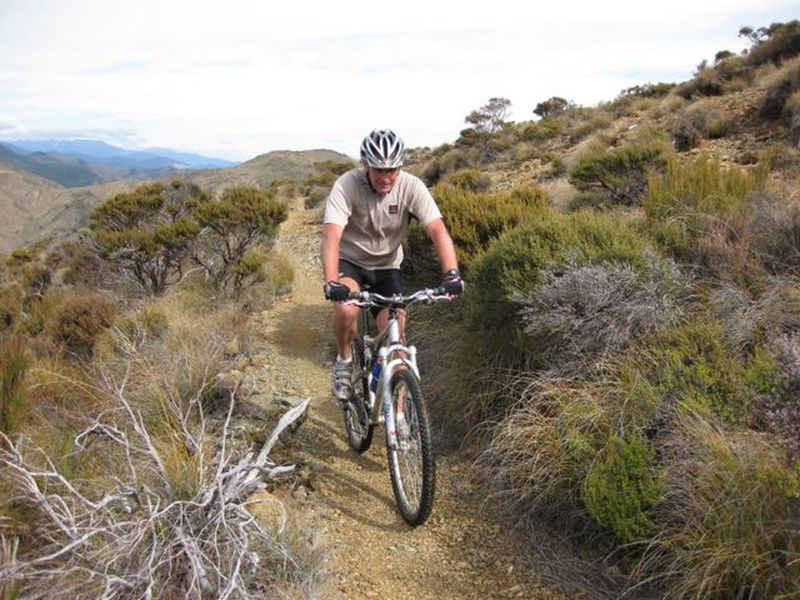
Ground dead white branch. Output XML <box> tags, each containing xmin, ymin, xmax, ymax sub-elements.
<box><xmin>0</xmin><ymin>380</ymin><xmax>310</xmax><ymax>599</ymax></box>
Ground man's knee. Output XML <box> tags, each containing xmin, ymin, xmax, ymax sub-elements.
<box><xmin>333</xmin><ymin>302</ymin><xmax>359</xmax><ymax>323</ymax></box>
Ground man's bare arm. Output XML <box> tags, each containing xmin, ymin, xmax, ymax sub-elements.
<box><xmin>321</xmin><ymin>223</ymin><xmax>344</xmax><ymax>282</ymax></box>
<box><xmin>425</xmin><ymin>218</ymin><xmax>459</xmax><ymax>274</ymax></box>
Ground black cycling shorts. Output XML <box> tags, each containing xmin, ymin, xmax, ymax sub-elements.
<box><xmin>338</xmin><ymin>259</ymin><xmax>402</xmax><ymax>317</ymax></box>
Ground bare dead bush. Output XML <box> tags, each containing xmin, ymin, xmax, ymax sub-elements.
<box><xmin>0</xmin><ymin>345</ymin><xmax>312</xmax><ymax>598</ymax></box>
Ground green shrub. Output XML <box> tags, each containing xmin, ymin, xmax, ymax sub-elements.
<box><xmin>617</xmin><ymin>316</ymin><xmax>753</xmax><ymax>428</ymax></box>
<box><xmin>404</xmin><ymin>183</ymin><xmax>548</xmax><ymax>280</ymax></box>
<box><xmin>619</xmin><ymin>82</ymin><xmax>676</xmax><ymax>99</ymax></box>
<box><xmin>192</xmin><ymin>187</ymin><xmax>288</xmax><ymax>291</ymax></box>
<box><xmin>584</xmin><ymin>433</ymin><xmax>664</xmax><ymax>543</ymax></box>
<box><xmin>468</xmin><ymin>210</ymin><xmax>650</xmax><ymax>357</ymax></box>
<box><xmin>519</xmin><ymin>119</ymin><xmax>563</xmax><ymax>141</ymax></box>
<box><xmin>569</xmin><ymin>141</ymin><xmax>667</xmax><ymax>206</ymax></box>
<box><xmin>675</xmin><ymin>63</ymin><xmax>726</xmax><ymax>99</ymax></box>
<box><xmin>533</xmin><ymin>96</ymin><xmax>572</xmax><ymax>119</ymax></box>
<box><xmin>90</xmin><ymin>182</ymin><xmax>205</xmax><ymax>295</ymax></box>
<box><xmin>441</xmin><ymin>168</ymin><xmax>492</xmax><ymax>192</ymax></box>
<box><xmin>744</xmin><ymin>20</ymin><xmax>800</xmax><ymax>67</ymax></box>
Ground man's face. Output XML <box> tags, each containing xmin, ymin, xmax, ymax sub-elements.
<box><xmin>366</xmin><ymin>164</ymin><xmax>401</xmax><ymax>195</ymax></box>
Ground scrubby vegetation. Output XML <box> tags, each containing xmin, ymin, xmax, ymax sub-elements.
<box><xmin>409</xmin><ymin>20</ymin><xmax>800</xmax><ymax>599</ymax></box>
<box><xmin>4</xmin><ymin>17</ymin><xmax>800</xmax><ymax>598</ymax></box>
<box><xmin>0</xmin><ymin>180</ymin><xmax>323</xmax><ymax>597</ymax></box>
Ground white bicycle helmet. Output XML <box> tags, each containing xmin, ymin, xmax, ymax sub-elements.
<box><xmin>360</xmin><ymin>129</ymin><xmax>405</xmax><ymax>168</ymax></box>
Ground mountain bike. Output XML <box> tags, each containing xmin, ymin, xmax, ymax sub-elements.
<box><xmin>340</xmin><ymin>288</ymin><xmax>453</xmax><ymax>526</ymax></box>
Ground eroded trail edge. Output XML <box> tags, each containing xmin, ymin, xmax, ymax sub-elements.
<box><xmin>252</xmin><ymin>197</ymin><xmax>565</xmax><ymax>600</ymax></box>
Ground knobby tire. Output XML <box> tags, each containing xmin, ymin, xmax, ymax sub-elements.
<box><xmin>387</xmin><ymin>369</ymin><xmax>435</xmax><ymax>526</ymax></box>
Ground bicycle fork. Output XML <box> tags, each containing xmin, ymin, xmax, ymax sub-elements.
<box><xmin>371</xmin><ymin>344</ymin><xmax>419</xmax><ymax>450</ymax></box>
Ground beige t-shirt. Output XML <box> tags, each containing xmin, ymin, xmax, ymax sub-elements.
<box><xmin>323</xmin><ymin>169</ymin><xmax>442</xmax><ymax>269</ymax></box>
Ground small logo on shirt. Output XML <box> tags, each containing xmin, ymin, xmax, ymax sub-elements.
<box><xmin>388</xmin><ymin>204</ymin><xmax>399</xmax><ymax>214</ymax></box>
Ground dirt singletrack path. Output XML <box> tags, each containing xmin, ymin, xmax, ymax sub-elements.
<box><xmin>253</xmin><ymin>196</ymin><xmax>567</xmax><ymax>599</ymax></box>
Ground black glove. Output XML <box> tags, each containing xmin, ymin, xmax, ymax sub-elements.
<box><xmin>438</xmin><ymin>269</ymin><xmax>464</xmax><ymax>296</ymax></box>
<box><xmin>323</xmin><ymin>280</ymin><xmax>351</xmax><ymax>301</ymax></box>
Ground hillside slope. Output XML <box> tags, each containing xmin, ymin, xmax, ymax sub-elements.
<box><xmin>0</xmin><ymin>148</ymin><xmax>352</xmax><ymax>256</ymax></box>
<box><xmin>188</xmin><ymin>149</ymin><xmax>354</xmax><ymax>194</ymax></box>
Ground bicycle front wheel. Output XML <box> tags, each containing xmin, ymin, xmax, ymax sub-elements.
<box><xmin>386</xmin><ymin>369</ymin><xmax>435</xmax><ymax>526</ymax></box>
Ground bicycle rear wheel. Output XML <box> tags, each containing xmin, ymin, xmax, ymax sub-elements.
<box><xmin>387</xmin><ymin>369</ymin><xmax>435</xmax><ymax>526</ymax></box>
<box><xmin>343</xmin><ymin>336</ymin><xmax>373</xmax><ymax>453</ymax></box>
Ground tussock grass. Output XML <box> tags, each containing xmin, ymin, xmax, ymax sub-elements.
<box><xmin>0</xmin><ymin>337</ymin><xmax>29</xmax><ymax>435</ymax></box>
<box><xmin>638</xmin><ymin>415</ymin><xmax>800</xmax><ymax>599</ymax></box>
<box><xmin>644</xmin><ymin>153</ymin><xmax>769</xmax><ymax>280</ymax></box>
<box><xmin>478</xmin><ymin>375</ymin><xmax>610</xmax><ymax>512</ymax></box>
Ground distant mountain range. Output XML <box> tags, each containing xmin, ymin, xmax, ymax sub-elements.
<box><xmin>0</xmin><ymin>139</ymin><xmax>239</xmax><ymax>187</ymax></box>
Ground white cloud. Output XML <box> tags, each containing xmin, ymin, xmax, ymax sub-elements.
<box><xmin>0</xmin><ymin>0</ymin><xmax>797</xmax><ymax>160</ymax></box>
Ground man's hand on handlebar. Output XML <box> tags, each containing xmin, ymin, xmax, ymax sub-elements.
<box><xmin>438</xmin><ymin>269</ymin><xmax>465</xmax><ymax>296</ymax></box>
<box><xmin>323</xmin><ymin>280</ymin><xmax>351</xmax><ymax>301</ymax></box>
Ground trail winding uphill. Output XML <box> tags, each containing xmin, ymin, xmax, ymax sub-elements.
<box><xmin>251</xmin><ymin>196</ymin><xmax>568</xmax><ymax>599</ymax></box>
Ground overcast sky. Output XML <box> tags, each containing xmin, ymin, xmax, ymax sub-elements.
<box><xmin>0</xmin><ymin>1</ymin><xmax>797</xmax><ymax>161</ymax></box>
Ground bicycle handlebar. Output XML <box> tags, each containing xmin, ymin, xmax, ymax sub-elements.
<box><xmin>345</xmin><ymin>288</ymin><xmax>454</xmax><ymax>309</ymax></box>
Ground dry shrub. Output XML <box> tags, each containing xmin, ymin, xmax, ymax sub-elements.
<box><xmin>50</xmin><ymin>292</ymin><xmax>117</xmax><ymax>358</ymax></box>
<box><xmin>261</xmin><ymin>249</ymin><xmax>295</xmax><ymax>297</ymax></box>
<box><xmin>784</xmin><ymin>89</ymin><xmax>800</xmax><ymax>144</ymax></box>
<box><xmin>639</xmin><ymin>416</ymin><xmax>800</xmax><ymax>599</ymax></box>
<box><xmin>441</xmin><ymin>168</ymin><xmax>492</xmax><ymax>192</ymax></box>
<box><xmin>515</xmin><ymin>253</ymin><xmax>690</xmax><ymax>375</ymax></box>
<box><xmin>747</xmin><ymin>192</ymin><xmax>800</xmax><ymax>274</ymax></box>
<box><xmin>671</xmin><ymin>101</ymin><xmax>731</xmax><ymax>151</ymax></box>
<box><xmin>751</xmin><ymin>333</ymin><xmax>800</xmax><ymax>458</ymax></box>
<box><xmin>691</xmin><ymin>211</ymin><xmax>765</xmax><ymax>285</ymax></box>
<box><xmin>467</xmin><ymin>210</ymin><xmax>651</xmax><ymax>362</ymax></box>
<box><xmin>409</xmin><ymin>303</ymin><xmax>502</xmax><ymax>444</ymax></box>
<box><xmin>758</xmin><ymin>57</ymin><xmax>800</xmax><ymax>120</ymax></box>
<box><xmin>710</xmin><ymin>279</ymin><xmax>800</xmax><ymax>351</ymax></box>
<box><xmin>0</xmin><ymin>376</ymin><xmax>315</xmax><ymax>598</ymax></box>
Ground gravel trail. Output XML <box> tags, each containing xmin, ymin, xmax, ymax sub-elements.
<box><xmin>253</xmin><ymin>196</ymin><xmax>568</xmax><ymax>599</ymax></box>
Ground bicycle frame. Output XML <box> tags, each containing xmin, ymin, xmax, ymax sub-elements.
<box><xmin>358</xmin><ymin>304</ymin><xmax>419</xmax><ymax>450</ymax></box>
<box><xmin>347</xmin><ymin>288</ymin><xmax>450</xmax><ymax>450</ymax></box>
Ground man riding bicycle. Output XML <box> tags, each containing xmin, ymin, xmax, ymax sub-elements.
<box><xmin>321</xmin><ymin>129</ymin><xmax>464</xmax><ymax>404</ymax></box>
